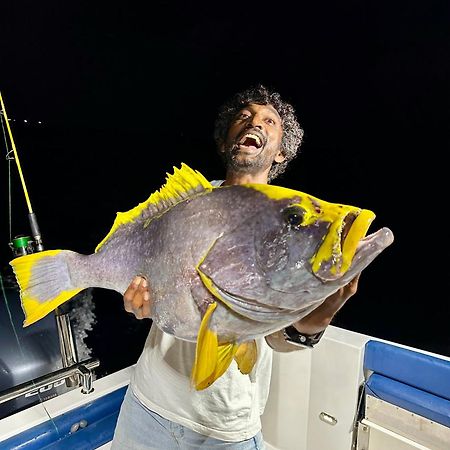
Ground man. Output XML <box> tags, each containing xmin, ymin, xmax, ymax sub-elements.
<box><xmin>111</xmin><ymin>85</ymin><xmax>359</xmax><ymax>449</ymax></box>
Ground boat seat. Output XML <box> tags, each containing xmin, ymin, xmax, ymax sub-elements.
<box><xmin>0</xmin><ymin>385</ymin><xmax>126</xmax><ymax>449</ymax></box>
<box><xmin>363</xmin><ymin>340</ymin><xmax>450</xmax><ymax>427</ymax></box>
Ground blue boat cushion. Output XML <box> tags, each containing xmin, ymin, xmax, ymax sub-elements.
<box><xmin>364</xmin><ymin>340</ymin><xmax>450</xmax><ymax>400</ymax></box>
<box><xmin>0</xmin><ymin>386</ymin><xmax>127</xmax><ymax>450</ymax></box>
<box><xmin>366</xmin><ymin>373</ymin><xmax>450</xmax><ymax>428</ymax></box>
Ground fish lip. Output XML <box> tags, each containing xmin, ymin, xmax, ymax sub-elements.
<box><xmin>348</xmin><ymin>227</ymin><xmax>394</xmax><ymax>272</ymax></box>
<box><xmin>356</xmin><ymin>227</ymin><xmax>394</xmax><ymax>252</ymax></box>
<box><xmin>315</xmin><ymin>227</ymin><xmax>394</xmax><ymax>282</ymax></box>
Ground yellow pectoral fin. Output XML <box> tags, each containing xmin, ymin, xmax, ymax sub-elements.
<box><xmin>234</xmin><ymin>340</ymin><xmax>258</xmax><ymax>374</ymax></box>
<box><xmin>191</xmin><ymin>302</ymin><xmax>240</xmax><ymax>390</ymax></box>
<box><xmin>192</xmin><ymin>302</ymin><xmax>219</xmax><ymax>390</ymax></box>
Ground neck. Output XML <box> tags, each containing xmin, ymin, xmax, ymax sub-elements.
<box><xmin>222</xmin><ymin>169</ymin><xmax>270</xmax><ymax>186</ymax></box>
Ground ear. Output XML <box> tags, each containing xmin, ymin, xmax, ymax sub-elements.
<box><xmin>274</xmin><ymin>149</ymin><xmax>286</xmax><ymax>163</ymax></box>
<box><xmin>218</xmin><ymin>140</ymin><xmax>225</xmax><ymax>153</ymax></box>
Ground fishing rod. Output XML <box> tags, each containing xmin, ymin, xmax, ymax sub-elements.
<box><xmin>0</xmin><ymin>90</ymin><xmax>44</xmax><ymax>255</ymax></box>
<box><xmin>1</xmin><ymin>90</ymin><xmax>85</xmax><ymax>388</ymax></box>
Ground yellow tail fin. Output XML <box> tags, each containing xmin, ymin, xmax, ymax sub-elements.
<box><xmin>10</xmin><ymin>250</ymin><xmax>82</xmax><ymax>327</ymax></box>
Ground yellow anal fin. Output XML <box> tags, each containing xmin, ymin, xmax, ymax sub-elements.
<box><xmin>191</xmin><ymin>302</ymin><xmax>238</xmax><ymax>390</ymax></box>
<box><xmin>234</xmin><ymin>340</ymin><xmax>258</xmax><ymax>374</ymax></box>
<box><xmin>195</xmin><ymin>342</ymin><xmax>238</xmax><ymax>391</ymax></box>
<box><xmin>214</xmin><ymin>342</ymin><xmax>239</xmax><ymax>382</ymax></box>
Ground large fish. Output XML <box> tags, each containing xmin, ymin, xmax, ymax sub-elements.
<box><xmin>10</xmin><ymin>163</ymin><xmax>394</xmax><ymax>389</ymax></box>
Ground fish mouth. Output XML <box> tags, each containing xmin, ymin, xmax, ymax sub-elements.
<box><xmin>312</xmin><ymin>209</ymin><xmax>377</xmax><ymax>281</ymax></box>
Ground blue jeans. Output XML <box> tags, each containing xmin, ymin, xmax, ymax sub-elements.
<box><xmin>111</xmin><ymin>387</ymin><xmax>266</xmax><ymax>450</ymax></box>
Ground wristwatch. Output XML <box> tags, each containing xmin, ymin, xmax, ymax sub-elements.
<box><xmin>283</xmin><ymin>325</ymin><xmax>325</xmax><ymax>348</ymax></box>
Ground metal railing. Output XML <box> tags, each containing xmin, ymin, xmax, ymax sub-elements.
<box><xmin>55</xmin><ymin>308</ymin><xmax>80</xmax><ymax>387</ymax></box>
<box><xmin>0</xmin><ymin>358</ymin><xmax>100</xmax><ymax>405</ymax></box>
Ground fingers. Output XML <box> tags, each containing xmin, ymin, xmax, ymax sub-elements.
<box><xmin>345</xmin><ymin>273</ymin><xmax>361</xmax><ymax>298</ymax></box>
<box><xmin>124</xmin><ymin>276</ymin><xmax>142</xmax><ymax>313</ymax></box>
<box><xmin>131</xmin><ymin>277</ymin><xmax>147</xmax><ymax>310</ymax></box>
<box><xmin>323</xmin><ymin>273</ymin><xmax>361</xmax><ymax>306</ymax></box>
<box><xmin>141</xmin><ymin>290</ymin><xmax>152</xmax><ymax>318</ymax></box>
<box><xmin>123</xmin><ymin>276</ymin><xmax>152</xmax><ymax>319</ymax></box>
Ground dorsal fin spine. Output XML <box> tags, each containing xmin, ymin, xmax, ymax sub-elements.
<box><xmin>95</xmin><ymin>163</ymin><xmax>212</xmax><ymax>252</ymax></box>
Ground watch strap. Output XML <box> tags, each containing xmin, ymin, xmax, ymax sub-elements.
<box><xmin>283</xmin><ymin>325</ymin><xmax>325</xmax><ymax>348</ymax></box>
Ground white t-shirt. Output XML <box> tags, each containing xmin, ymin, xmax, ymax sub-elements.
<box><xmin>130</xmin><ymin>179</ymin><xmax>274</xmax><ymax>442</ymax></box>
<box><xmin>131</xmin><ymin>329</ymin><xmax>273</xmax><ymax>441</ymax></box>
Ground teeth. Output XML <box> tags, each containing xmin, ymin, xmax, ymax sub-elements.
<box><xmin>243</xmin><ymin>133</ymin><xmax>261</xmax><ymax>146</ymax></box>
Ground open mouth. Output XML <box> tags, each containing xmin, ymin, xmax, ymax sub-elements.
<box><xmin>341</xmin><ymin>209</ymin><xmax>375</xmax><ymax>271</ymax></box>
<box><xmin>341</xmin><ymin>212</ymin><xmax>357</xmax><ymax>247</ymax></box>
<box><xmin>238</xmin><ymin>131</ymin><xmax>264</xmax><ymax>149</ymax></box>
<box><xmin>312</xmin><ymin>209</ymin><xmax>376</xmax><ymax>280</ymax></box>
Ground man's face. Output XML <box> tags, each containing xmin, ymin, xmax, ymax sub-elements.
<box><xmin>220</xmin><ymin>103</ymin><xmax>285</xmax><ymax>174</ymax></box>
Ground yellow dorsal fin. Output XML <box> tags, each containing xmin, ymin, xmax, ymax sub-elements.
<box><xmin>234</xmin><ymin>340</ymin><xmax>258</xmax><ymax>374</ymax></box>
<box><xmin>96</xmin><ymin>163</ymin><xmax>212</xmax><ymax>252</ymax></box>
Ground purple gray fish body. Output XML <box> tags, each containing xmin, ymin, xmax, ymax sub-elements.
<box><xmin>10</xmin><ymin>163</ymin><xmax>394</xmax><ymax>389</ymax></box>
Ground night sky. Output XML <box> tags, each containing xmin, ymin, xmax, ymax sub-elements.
<box><xmin>1</xmin><ymin>0</ymin><xmax>449</xmax><ymax>368</ymax></box>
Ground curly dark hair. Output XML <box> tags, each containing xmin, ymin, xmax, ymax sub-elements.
<box><xmin>214</xmin><ymin>84</ymin><xmax>304</xmax><ymax>182</ymax></box>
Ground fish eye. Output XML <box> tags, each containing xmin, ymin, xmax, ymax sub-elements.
<box><xmin>283</xmin><ymin>206</ymin><xmax>305</xmax><ymax>229</ymax></box>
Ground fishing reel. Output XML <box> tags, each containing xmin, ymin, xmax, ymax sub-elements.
<box><xmin>9</xmin><ymin>235</ymin><xmax>40</xmax><ymax>257</ymax></box>
<box><xmin>9</xmin><ymin>214</ymin><xmax>45</xmax><ymax>256</ymax></box>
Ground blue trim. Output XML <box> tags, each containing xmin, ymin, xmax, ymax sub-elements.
<box><xmin>366</xmin><ymin>374</ymin><xmax>450</xmax><ymax>428</ymax></box>
<box><xmin>0</xmin><ymin>385</ymin><xmax>127</xmax><ymax>450</ymax></box>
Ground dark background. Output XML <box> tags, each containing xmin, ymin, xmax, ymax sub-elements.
<box><xmin>1</xmin><ymin>1</ymin><xmax>449</xmax><ymax>375</ymax></box>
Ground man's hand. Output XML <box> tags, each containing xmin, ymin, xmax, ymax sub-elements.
<box><xmin>265</xmin><ymin>274</ymin><xmax>361</xmax><ymax>352</ymax></box>
<box><xmin>294</xmin><ymin>273</ymin><xmax>360</xmax><ymax>335</ymax></box>
<box><xmin>123</xmin><ymin>276</ymin><xmax>152</xmax><ymax>319</ymax></box>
